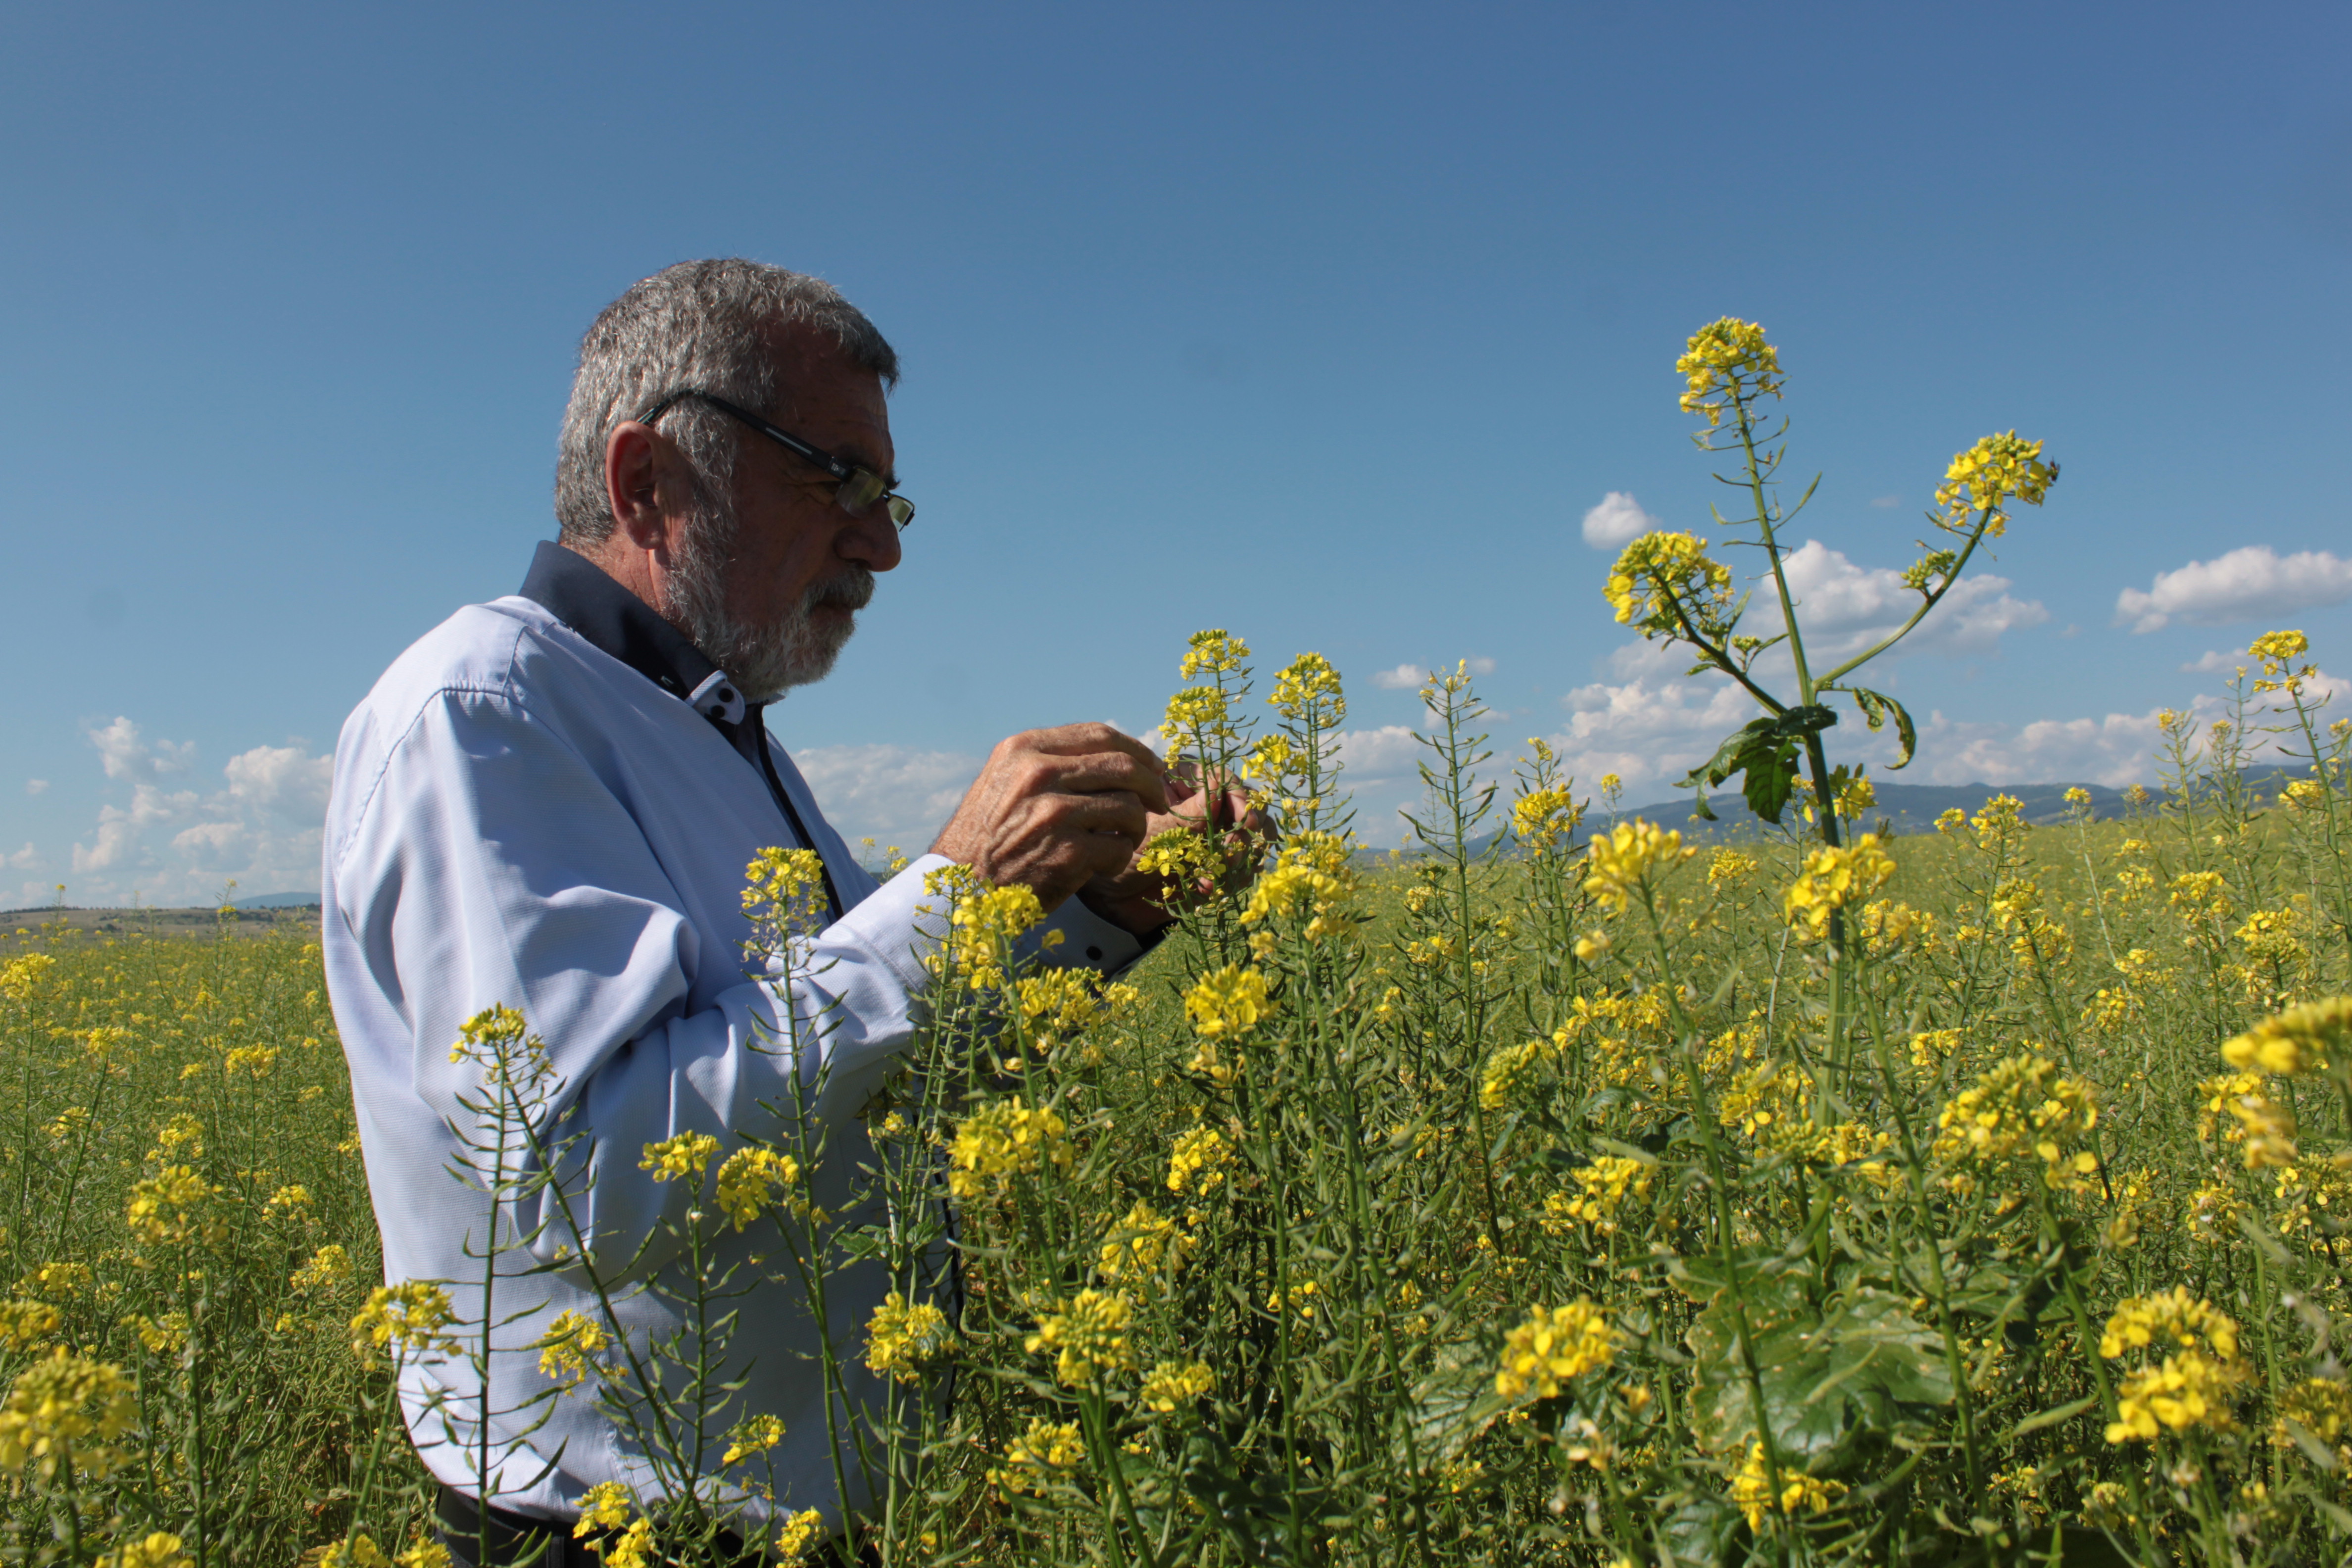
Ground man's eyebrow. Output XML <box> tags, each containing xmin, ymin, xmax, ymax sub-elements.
<box><xmin>834</xmin><ymin>445</ymin><xmax>898</xmax><ymax>489</ymax></box>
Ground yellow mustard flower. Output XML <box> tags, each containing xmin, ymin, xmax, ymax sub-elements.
<box><xmin>864</xmin><ymin>1292</ymin><xmax>951</xmax><ymax>1384</ymax></box>
<box><xmin>1166</xmin><ymin>1126</ymin><xmax>1233</xmax><ymax>1198</ymax></box>
<box><xmin>1782</xmin><ymin>834</ymin><xmax>1897</xmax><ymax>940</ymax></box>
<box><xmin>2222</xmin><ymin>996</ymin><xmax>2350</xmax><ymax>1078</ymax></box>
<box><xmin>0</xmin><ymin>1348</ymin><xmax>140</xmax><ymax>1484</ymax></box>
<box><xmin>989</xmin><ymin>1417</ymin><xmax>1087</xmax><ymax>1495</ymax></box>
<box><xmin>348</xmin><ymin>1281</ymin><xmax>458</xmax><ymax>1366</ymax></box>
<box><xmin>713</xmin><ymin>1145</ymin><xmax>801</xmax><ymax>1229</ymax></box>
<box><xmin>638</xmin><ymin>1130</ymin><xmax>721</xmax><ymax>1184</ymax></box>
<box><xmin>1025</xmin><ymin>1289</ymin><xmax>1135</xmax><ymax>1388</ymax></box>
<box><xmin>774</xmin><ymin>1508</ymin><xmax>827</xmax><ymax>1560</ymax></box>
<box><xmin>1934</xmin><ymin>431</ymin><xmax>2057</xmax><ymax>538</ymax></box>
<box><xmin>946</xmin><ymin>1099</ymin><xmax>1072</xmax><ymax>1200</ymax></box>
<box><xmin>535</xmin><ymin>1310</ymin><xmax>608</xmax><ymax>1389</ymax></box>
<box><xmin>1675</xmin><ymin>317</ymin><xmax>1785</xmax><ymax>428</ymax></box>
<box><xmin>1495</xmin><ymin>1301</ymin><xmax>1614</xmax><ymax>1401</ymax></box>
<box><xmin>1583</xmin><ymin>819</ymin><xmax>1693</xmax><ymax>915</ymax></box>
<box><xmin>1730</xmin><ymin>1442</ymin><xmax>1847</xmax><ymax>1530</ymax></box>
<box><xmin>574</xmin><ymin>1480</ymin><xmax>632</xmax><ymax>1535</ymax></box>
<box><xmin>1603</xmin><ymin>532</ymin><xmax>1735</xmax><ymax>641</ymax></box>
<box><xmin>722</xmin><ymin>1413</ymin><xmax>786</xmax><ymax>1465</ymax></box>
<box><xmin>1139</xmin><ymin>1359</ymin><xmax>1214</xmax><ymax>1414</ymax></box>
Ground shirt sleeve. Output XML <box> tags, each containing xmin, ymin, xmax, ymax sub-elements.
<box><xmin>327</xmin><ymin>686</ymin><xmax>954</xmax><ymax>1284</ymax></box>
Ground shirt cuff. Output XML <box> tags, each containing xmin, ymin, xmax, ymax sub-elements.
<box><xmin>1024</xmin><ymin>894</ymin><xmax>1159</xmax><ymax>975</ymax></box>
<box><xmin>826</xmin><ymin>852</ymin><xmax>958</xmax><ymax>993</ymax></box>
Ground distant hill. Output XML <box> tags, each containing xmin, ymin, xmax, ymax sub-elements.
<box><xmin>1611</xmin><ymin>778</ymin><xmax>2131</xmax><ymax>839</ymax></box>
<box><xmin>231</xmin><ymin>892</ymin><xmax>321</xmax><ymax>909</ymax></box>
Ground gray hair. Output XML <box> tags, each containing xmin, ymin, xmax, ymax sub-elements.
<box><xmin>553</xmin><ymin>259</ymin><xmax>899</xmax><ymax>545</ymax></box>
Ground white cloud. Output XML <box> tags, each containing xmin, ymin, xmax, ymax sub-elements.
<box><xmin>2181</xmin><ymin>649</ymin><xmax>2246</xmax><ymax>674</ymax></box>
<box><xmin>224</xmin><ymin>745</ymin><xmax>334</xmax><ymax>820</ymax></box>
<box><xmin>74</xmin><ymin>784</ymin><xmax>196</xmax><ymax>874</ymax></box>
<box><xmin>1369</xmin><ymin>657</ymin><xmax>1492</xmax><ymax>694</ymax></box>
<box><xmin>1755</xmin><ymin>540</ymin><xmax>2049</xmax><ymax>664</ymax></box>
<box><xmin>1335</xmin><ymin>726</ymin><xmax>1424</xmax><ymax>779</ymax></box>
<box><xmin>792</xmin><ymin>744</ymin><xmax>983</xmax><ymax>857</ymax></box>
<box><xmin>4</xmin><ymin>844</ymin><xmax>37</xmax><ymax>871</ymax></box>
<box><xmin>2115</xmin><ymin>546</ymin><xmax>2352</xmax><ymax>634</ymax></box>
<box><xmin>1869</xmin><ymin>495</ymin><xmax>1901</xmax><ymax>509</ymax></box>
<box><xmin>87</xmin><ymin>717</ymin><xmax>196</xmax><ymax>781</ymax></box>
<box><xmin>23</xmin><ymin>780</ymin><xmax>46</xmax><ymax>796</ymax></box>
<box><xmin>1581</xmin><ymin>491</ymin><xmax>1660</xmax><ymax>550</ymax></box>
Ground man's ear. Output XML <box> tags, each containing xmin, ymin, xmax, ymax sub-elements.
<box><xmin>604</xmin><ymin>422</ymin><xmax>669</xmax><ymax>552</ymax></box>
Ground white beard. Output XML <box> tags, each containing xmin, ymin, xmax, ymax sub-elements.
<box><xmin>667</xmin><ymin>505</ymin><xmax>874</xmax><ymax>703</ymax></box>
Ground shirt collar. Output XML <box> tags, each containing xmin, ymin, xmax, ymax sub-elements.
<box><xmin>517</xmin><ymin>540</ymin><xmax>748</xmax><ymax>723</ymax></box>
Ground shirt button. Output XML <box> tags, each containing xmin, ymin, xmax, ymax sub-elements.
<box><xmin>1086</xmin><ymin>945</ymin><xmax>1104</xmax><ymax>961</ymax></box>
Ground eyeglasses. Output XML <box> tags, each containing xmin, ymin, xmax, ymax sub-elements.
<box><xmin>634</xmin><ymin>389</ymin><xmax>915</xmax><ymax>531</ymax></box>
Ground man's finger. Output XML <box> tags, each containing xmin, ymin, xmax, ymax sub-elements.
<box><xmin>1033</xmin><ymin>750</ymin><xmax>1169</xmax><ymax>815</ymax></box>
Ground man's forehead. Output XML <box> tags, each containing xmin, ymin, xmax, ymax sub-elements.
<box><xmin>763</xmin><ymin>324</ymin><xmax>889</xmax><ymax>418</ymax></box>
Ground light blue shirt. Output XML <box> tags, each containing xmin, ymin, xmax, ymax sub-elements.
<box><xmin>320</xmin><ymin>572</ymin><xmax>1141</xmax><ymax>1526</ymax></box>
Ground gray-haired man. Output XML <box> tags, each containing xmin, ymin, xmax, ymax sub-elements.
<box><xmin>322</xmin><ymin>260</ymin><xmax>1236</xmax><ymax>1560</ymax></box>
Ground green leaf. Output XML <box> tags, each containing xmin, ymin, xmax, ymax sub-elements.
<box><xmin>1840</xmin><ymin>686</ymin><xmax>1917</xmax><ymax>771</ymax></box>
<box><xmin>1687</xmin><ymin>1287</ymin><xmax>1952</xmax><ymax>1459</ymax></box>
<box><xmin>2008</xmin><ymin>1394</ymin><xmax>2100</xmax><ymax>1440</ymax></box>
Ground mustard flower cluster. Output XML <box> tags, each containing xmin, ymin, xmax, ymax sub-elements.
<box><xmin>1511</xmin><ymin>782</ymin><xmax>1584</xmax><ymax>858</ymax></box>
<box><xmin>2100</xmin><ymin>1289</ymin><xmax>2247</xmax><ymax>1444</ymax></box>
<box><xmin>1582</xmin><ymin>819</ymin><xmax>1693</xmax><ymax>915</ymax></box>
<box><xmin>1024</xmin><ymin>1288</ymin><xmax>1136</xmax><ymax>1388</ymax></box>
<box><xmin>1494</xmin><ymin>1301</ymin><xmax>1614</xmax><ymax>1401</ymax></box>
<box><xmin>1097</xmin><ymin>1200</ymin><xmax>1183</xmax><ymax>1282</ymax></box>
<box><xmin>946</xmin><ymin>1099</ymin><xmax>1072</xmax><ymax>1200</ymax></box>
<box><xmin>1178</xmin><ymin>628</ymin><xmax>1251</xmax><ymax>681</ymax></box>
<box><xmin>990</xmin><ymin>1417</ymin><xmax>1086</xmax><ymax>1495</ymax></box>
<box><xmin>0</xmin><ymin>1349</ymin><xmax>140</xmax><ymax>1484</ymax></box>
<box><xmin>1930</xmin><ymin>1054</ymin><xmax>2102</xmax><ymax>1194</ymax></box>
<box><xmin>1183</xmin><ymin>964</ymin><xmax>1273</xmax><ymax>1040</ymax></box>
<box><xmin>1933</xmin><ymin>431</ymin><xmax>2057</xmax><ymax>538</ymax></box>
<box><xmin>1544</xmin><ymin>1156</ymin><xmax>1654</xmax><ymax>1237</ymax></box>
<box><xmin>1238</xmin><ymin>832</ymin><xmax>1358</xmax><ymax>945</ymax></box>
<box><xmin>348</xmin><ymin>1281</ymin><xmax>458</xmax><ymax>1366</ymax></box>
<box><xmin>1268</xmin><ymin>649</ymin><xmax>1344</xmax><ymax>724</ymax></box>
<box><xmin>1730</xmin><ymin>1444</ymin><xmax>1847</xmax><ymax>1532</ymax></box>
<box><xmin>1675</xmin><ymin>317</ymin><xmax>1785</xmax><ymax>428</ymax></box>
<box><xmin>638</xmin><ymin>1130</ymin><xmax>721</xmax><ymax>1184</ymax></box>
<box><xmin>97</xmin><ymin>1534</ymin><xmax>193</xmax><ymax>1568</ymax></box>
<box><xmin>2221</xmin><ymin>995</ymin><xmax>2348</xmax><ymax>1078</ymax></box>
<box><xmin>722</xmin><ymin>1414</ymin><xmax>785</xmax><ymax>1465</ymax></box>
<box><xmin>1166</xmin><ymin>1126</ymin><xmax>1233</xmax><ymax>1197</ymax></box>
<box><xmin>535</xmin><ymin>1309</ymin><xmax>608</xmax><ymax>1389</ymax></box>
<box><xmin>742</xmin><ymin>846</ymin><xmax>830</xmax><ymax>941</ymax></box>
<box><xmin>773</xmin><ymin>1508</ymin><xmax>826</xmax><ymax>1560</ymax></box>
<box><xmin>935</xmin><ymin>875</ymin><xmax>1045</xmax><ymax>990</ymax></box>
<box><xmin>1603</xmin><ymin>532</ymin><xmax>1735</xmax><ymax>641</ymax></box>
<box><xmin>1139</xmin><ymin>1360</ymin><xmax>1214</xmax><ymax>1414</ymax></box>
<box><xmin>124</xmin><ymin>1165</ymin><xmax>225</xmax><ymax>1249</ymax></box>
<box><xmin>865</xmin><ymin>1291</ymin><xmax>952</xmax><ymax>1384</ymax></box>
<box><xmin>0</xmin><ymin>1299</ymin><xmax>62</xmax><ymax>1352</ymax></box>
<box><xmin>1782</xmin><ymin>834</ymin><xmax>1897</xmax><ymax>941</ymax></box>
<box><xmin>2249</xmin><ymin>628</ymin><xmax>2316</xmax><ymax>696</ymax></box>
<box><xmin>713</xmin><ymin>1144</ymin><xmax>802</xmax><ymax>1229</ymax></box>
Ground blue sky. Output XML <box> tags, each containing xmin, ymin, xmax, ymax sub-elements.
<box><xmin>5</xmin><ymin>1</ymin><xmax>2349</xmax><ymax>904</ymax></box>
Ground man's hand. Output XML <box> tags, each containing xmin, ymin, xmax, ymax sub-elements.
<box><xmin>930</xmin><ymin>725</ymin><xmax>1170</xmax><ymax>916</ymax></box>
<box><xmin>1077</xmin><ymin>761</ymin><xmax>1275</xmax><ymax>935</ymax></box>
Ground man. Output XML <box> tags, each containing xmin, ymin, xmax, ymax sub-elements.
<box><xmin>322</xmin><ymin>260</ymin><xmax>1231</xmax><ymax>1561</ymax></box>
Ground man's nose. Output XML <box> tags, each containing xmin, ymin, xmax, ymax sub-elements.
<box><xmin>837</xmin><ymin>503</ymin><xmax>902</xmax><ymax>573</ymax></box>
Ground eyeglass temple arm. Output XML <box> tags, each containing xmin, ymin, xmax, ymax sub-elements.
<box><xmin>632</xmin><ymin>391</ymin><xmax>852</xmax><ymax>481</ymax></box>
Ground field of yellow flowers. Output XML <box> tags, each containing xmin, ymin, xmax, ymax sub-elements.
<box><xmin>3</xmin><ymin>323</ymin><xmax>2349</xmax><ymax>1567</ymax></box>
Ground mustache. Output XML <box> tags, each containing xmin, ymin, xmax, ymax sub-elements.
<box><xmin>804</xmin><ymin>567</ymin><xmax>875</xmax><ymax>614</ymax></box>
